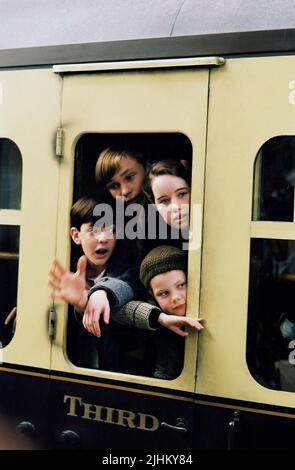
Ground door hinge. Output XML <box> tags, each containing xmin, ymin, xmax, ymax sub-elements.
<box><xmin>56</xmin><ymin>128</ymin><xmax>64</xmax><ymax>158</ymax></box>
<box><xmin>48</xmin><ymin>306</ymin><xmax>57</xmax><ymax>341</ymax></box>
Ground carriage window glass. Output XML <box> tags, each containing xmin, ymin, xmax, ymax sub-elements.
<box><xmin>0</xmin><ymin>225</ymin><xmax>20</xmax><ymax>348</ymax></box>
<box><xmin>67</xmin><ymin>133</ymin><xmax>192</xmax><ymax>380</ymax></box>
<box><xmin>252</xmin><ymin>137</ymin><xmax>295</xmax><ymax>222</ymax></box>
<box><xmin>0</xmin><ymin>139</ymin><xmax>22</xmax><ymax>209</ymax></box>
<box><xmin>247</xmin><ymin>239</ymin><xmax>295</xmax><ymax>392</ymax></box>
<box><xmin>0</xmin><ymin>138</ymin><xmax>22</xmax><ymax>349</ymax></box>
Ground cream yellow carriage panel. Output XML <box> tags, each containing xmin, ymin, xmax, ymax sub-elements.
<box><xmin>53</xmin><ymin>65</ymin><xmax>209</xmax><ymax>392</ymax></box>
<box><xmin>0</xmin><ymin>69</ymin><xmax>61</xmax><ymax>368</ymax></box>
<box><xmin>198</xmin><ymin>56</ymin><xmax>295</xmax><ymax>407</ymax></box>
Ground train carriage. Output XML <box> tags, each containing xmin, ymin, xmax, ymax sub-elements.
<box><xmin>1</xmin><ymin>0</ymin><xmax>295</xmax><ymax>450</ymax></box>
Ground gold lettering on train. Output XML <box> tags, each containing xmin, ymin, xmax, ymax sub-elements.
<box><xmin>64</xmin><ymin>395</ymin><xmax>82</xmax><ymax>417</ymax></box>
<box><xmin>138</xmin><ymin>412</ymin><xmax>159</xmax><ymax>432</ymax></box>
<box><xmin>63</xmin><ymin>394</ymin><xmax>159</xmax><ymax>432</ymax></box>
<box><xmin>82</xmin><ymin>402</ymin><xmax>104</xmax><ymax>421</ymax></box>
<box><xmin>116</xmin><ymin>409</ymin><xmax>137</xmax><ymax>428</ymax></box>
<box><xmin>105</xmin><ymin>406</ymin><xmax>115</xmax><ymax>425</ymax></box>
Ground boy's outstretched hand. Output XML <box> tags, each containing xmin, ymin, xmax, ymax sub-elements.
<box><xmin>83</xmin><ymin>290</ymin><xmax>110</xmax><ymax>337</ymax></box>
<box><xmin>48</xmin><ymin>256</ymin><xmax>88</xmax><ymax>311</ymax></box>
<box><xmin>158</xmin><ymin>313</ymin><xmax>204</xmax><ymax>337</ymax></box>
<box><xmin>4</xmin><ymin>306</ymin><xmax>17</xmax><ymax>334</ymax></box>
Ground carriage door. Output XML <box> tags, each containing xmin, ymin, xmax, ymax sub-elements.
<box><xmin>197</xmin><ymin>56</ymin><xmax>295</xmax><ymax>449</ymax></box>
<box><xmin>0</xmin><ymin>69</ymin><xmax>61</xmax><ymax>448</ymax></box>
<box><xmin>49</xmin><ymin>58</ymin><xmax>223</xmax><ymax>450</ymax></box>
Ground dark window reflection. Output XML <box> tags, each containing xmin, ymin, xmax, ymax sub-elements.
<box><xmin>0</xmin><ymin>139</ymin><xmax>22</xmax><ymax>210</ymax></box>
<box><xmin>247</xmin><ymin>238</ymin><xmax>295</xmax><ymax>391</ymax></box>
<box><xmin>68</xmin><ymin>133</ymin><xmax>192</xmax><ymax>377</ymax></box>
<box><xmin>0</xmin><ymin>226</ymin><xmax>19</xmax><ymax>348</ymax></box>
<box><xmin>253</xmin><ymin>137</ymin><xmax>295</xmax><ymax>222</ymax></box>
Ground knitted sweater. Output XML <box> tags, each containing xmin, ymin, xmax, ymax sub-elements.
<box><xmin>113</xmin><ymin>299</ymin><xmax>184</xmax><ymax>380</ymax></box>
<box><xmin>112</xmin><ymin>300</ymin><xmax>161</xmax><ymax>331</ymax></box>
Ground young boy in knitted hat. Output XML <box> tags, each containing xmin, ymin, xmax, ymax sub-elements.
<box><xmin>139</xmin><ymin>245</ymin><xmax>204</xmax><ymax>379</ymax></box>
<box><xmin>48</xmin><ymin>198</ymin><xmax>195</xmax><ymax>374</ymax></box>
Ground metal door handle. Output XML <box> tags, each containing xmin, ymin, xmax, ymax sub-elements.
<box><xmin>160</xmin><ymin>418</ymin><xmax>188</xmax><ymax>434</ymax></box>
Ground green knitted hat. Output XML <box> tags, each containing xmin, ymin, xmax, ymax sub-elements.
<box><xmin>140</xmin><ymin>245</ymin><xmax>187</xmax><ymax>289</ymax></box>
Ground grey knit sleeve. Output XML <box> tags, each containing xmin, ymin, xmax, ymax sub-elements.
<box><xmin>111</xmin><ymin>301</ymin><xmax>161</xmax><ymax>331</ymax></box>
<box><xmin>88</xmin><ymin>277</ymin><xmax>134</xmax><ymax>309</ymax></box>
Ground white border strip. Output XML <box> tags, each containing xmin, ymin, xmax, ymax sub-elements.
<box><xmin>53</xmin><ymin>56</ymin><xmax>225</xmax><ymax>73</ymax></box>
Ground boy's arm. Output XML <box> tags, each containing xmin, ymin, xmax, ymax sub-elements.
<box><xmin>82</xmin><ymin>268</ymin><xmax>143</xmax><ymax>338</ymax></box>
<box><xmin>111</xmin><ymin>301</ymin><xmax>205</xmax><ymax>336</ymax></box>
<box><xmin>4</xmin><ymin>306</ymin><xmax>17</xmax><ymax>326</ymax></box>
<box><xmin>87</xmin><ymin>267</ymin><xmax>142</xmax><ymax>309</ymax></box>
<box><xmin>48</xmin><ymin>256</ymin><xmax>88</xmax><ymax>310</ymax></box>
<box><xmin>48</xmin><ymin>257</ymin><xmax>110</xmax><ymax>338</ymax></box>
<box><xmin>111</xmin><ymin>301</ymin><xmax>161</xmax><ymax>330</ymax></box>
<box><xmin>83</xmin><ymin>279</ymin><xmax>133</xmax><ymax>337</ymax></box>
<box><xmin>157</xmin><ymin>314</ymin><xmax>204</xmax><ymax>336</ymax></box>
<box><xmin>4</xmin><ymin>306</ymin><xmax>17</xmax><ymax>335</ymax></box>
<box><xmin>83</xmin><ymin>290</ymin><xmax>110</xmax><ymax>337</ymax></box>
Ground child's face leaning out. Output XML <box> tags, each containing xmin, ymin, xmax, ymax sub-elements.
<box><xmin>106</xmin><ymin>156</ymin><xmax>146</xmax><ymax>203</ymax></box>
<box><xmin>71</xmin><ymin>222</ymin><xmax>116</xmax><ymax>268</ymax></box>
<box><xmin>151</xmin><ymin>175</ymin><xmax>190</xmax><ymax>230</ymax></box>
<box><xmin>150</xmin><ymin>270</ymin><xmax>187</xmax><ymax>316</ymax></box>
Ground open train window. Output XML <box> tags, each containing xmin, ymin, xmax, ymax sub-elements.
<box><xmin>248</xmin><ymin>136</ymin><xmax>295</xmax><ymax>391</ymax></box>
<box><xmin>252</xmin><ymin>137</ymin><xmax>295</xmax><ymax>221</ymax></box>
<box><xmin>0</xmin><ymin>139</ymin><xmax>22</xmax><ymax>349</ymax></box>
<box><xmin>66</xmin><ymin>133</ymin><xmax>193</xmax><ymax>379</ymax></box>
